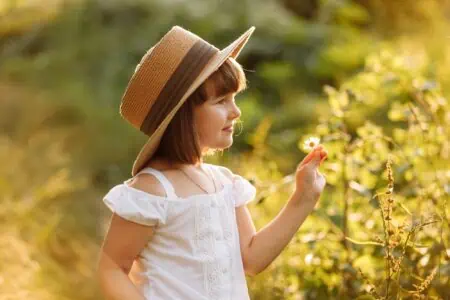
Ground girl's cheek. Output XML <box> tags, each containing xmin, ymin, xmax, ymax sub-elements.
<box><xmin>216</xmin><ymin>106</ymin><xmax>228</xmax><ymax>117</ymax></box>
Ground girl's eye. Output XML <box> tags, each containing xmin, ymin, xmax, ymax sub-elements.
<box><xmin>218</xmin><ymin>98</ymin><xmax>226</xmax><ymax>104</ymax></box>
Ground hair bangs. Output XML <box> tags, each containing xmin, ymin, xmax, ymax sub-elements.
<box><xmin>194</xmin><ymin>57</ymin><xmax>248</xmax><ymax>105</ymax></box>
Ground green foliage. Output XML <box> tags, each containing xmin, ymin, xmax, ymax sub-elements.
<box><xmin>245</xmin><ymin>48</ymin><xmax>449</xmax><ymax>299</ymax></box>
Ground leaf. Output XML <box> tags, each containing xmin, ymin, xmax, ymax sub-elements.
<box><xmin>345</xmin><ymin>237</ymin><xmax>383</xmax><ymax>246</ymax></box>
<box><xmin>353</xmin><ymin>255</ymin><xmax>378</xmax><ymax>278</ymax></box>
<box><xmin>388</xmin><ymin>102</ymin><xmax>409</xmax><ymax>121</ymax></box>
<box><xmin>335</xmin><ymin>2</ymin><xmax>370</xmax><ymax>24</ymax></box>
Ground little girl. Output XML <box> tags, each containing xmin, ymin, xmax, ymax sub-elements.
<box><xmin>97</xmin><ymin>25</ymin><xmax>328</xmax><ymax>300</ymax></box>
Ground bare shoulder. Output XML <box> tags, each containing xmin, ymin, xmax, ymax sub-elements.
<box><xmin>126</xmin><ymin>172</ymin><xmax>167</xmax><ymax>197</ymax></box>
<box><xmin>213</xmin><ymin>165</ymin><xmax>234</xmax><ymax>181</ymax></box>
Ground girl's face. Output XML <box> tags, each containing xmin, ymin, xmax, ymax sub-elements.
<box><xmin>194</xmin><ymin>92</ymin><xmax>241</xmax><ymax>153</ymax></box>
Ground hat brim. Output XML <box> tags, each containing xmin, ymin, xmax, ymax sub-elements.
<box><xmin>131</xmin><ymin>26</ymin><xmax>255</xmax><ymax>176</ymax></box>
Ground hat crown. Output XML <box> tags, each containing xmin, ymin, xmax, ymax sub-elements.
<box><xmin>119</xmin><ymin>26</ymin><xmax>219</xmax><ymax>134</ymax></box>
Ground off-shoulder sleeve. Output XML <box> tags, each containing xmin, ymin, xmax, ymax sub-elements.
<box><xmin>102</xmin><ymin>184</ymin><xmax>169</xmax><ymax>227</ymax></box>
<box><xmin>232</xmin><ymin>175</ymin><xmax>257</xmax><ymax>207</ymax></box>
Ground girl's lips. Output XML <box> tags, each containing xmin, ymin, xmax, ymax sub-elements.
<box><xmin>222</xmin><ymin>126</ymin><xmax>233</xmax><ymax>132</ymax></box>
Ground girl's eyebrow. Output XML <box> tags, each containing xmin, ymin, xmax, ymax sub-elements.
<box><xmin>214</xmin><ymin>91</ymin><xmax>238</xmax><ymax>101</ymax></box>
<box><xmin>209</xmin><ymin>94</ymin><xmax>227</xmax><ymax>102</ymax></box>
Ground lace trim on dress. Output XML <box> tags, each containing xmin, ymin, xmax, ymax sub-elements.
<box><xmin>195</xmin><ymin>165</ymin><xmax>235</xmax><ymax>300</ymax></box>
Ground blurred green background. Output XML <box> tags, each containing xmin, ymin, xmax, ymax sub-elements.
<box><xmin>1</xmin><ymin>0</ymin><xmax>449</xmax><ymax>299</ymax></box>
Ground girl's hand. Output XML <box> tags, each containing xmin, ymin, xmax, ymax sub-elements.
<box><xmin>292</xmin><ymin>144</ymin><xmax>328</xmax><ymax>208</ymax></box>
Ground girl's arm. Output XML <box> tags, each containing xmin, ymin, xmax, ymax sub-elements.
<box><xmin>236</xmin><ymin>194</ymin><xmax>316</xmax><ymax>276</ymax></box>
<box><xmin>97</xmin><ymin>172</ymin><xmax>169</xmax><ymax>299</ymax></box>
<box><xmin>237</xmin><ymin>146</ymin><xmax>328</xmax><ymax>276</ymax></box>
<box><xmin>96</xmin><ymin>213</ymin><xmax>154</xmax><ymax>300</ymax></box>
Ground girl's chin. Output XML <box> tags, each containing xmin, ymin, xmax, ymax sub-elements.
<box><xmin>218</xmin><ymin>136</ymin><xmax>234</xmax><ymax>147</ymax></box>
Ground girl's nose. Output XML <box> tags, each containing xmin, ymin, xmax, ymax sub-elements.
<box><xmin>230</xmin><ymin>103</ymin><xmax>241</xmax><ymax>120</ymax></box>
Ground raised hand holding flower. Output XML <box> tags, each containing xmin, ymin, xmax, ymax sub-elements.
<box><xmin>293</xmin><ymin>143</ymin><xmax>328</xmax><ymax>208</ymax></box>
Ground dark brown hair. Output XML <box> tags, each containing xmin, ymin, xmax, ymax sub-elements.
<box><xmin>145</xmin><ymin>57</ymin><xmax>248</xmax><ymax>167</ymax></box>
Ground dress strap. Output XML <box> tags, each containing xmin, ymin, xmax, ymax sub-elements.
<box><xmin>136</xmin><ymin>167</ymin><xmax>177</xmax><ymax>199</ymax></box>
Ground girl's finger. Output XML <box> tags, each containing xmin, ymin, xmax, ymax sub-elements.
<box><xmin>307</xmin><ymin>151</ymin><xmax>322</xmax><ymax>169</ymax></box>
<box><xmin>319</xmin><ymin>152</ymin><xmax>328</xmax><ymax>165</ymax></box>
<box><xmin>300</xmin><ymin>145</ymin><xmax>324</xmax><ymax>167</ymax></box>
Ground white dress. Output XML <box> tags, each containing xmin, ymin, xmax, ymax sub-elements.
<box><xmin>102</xmin><ymin>163</ymin><xmax>257</xmax><ymax>300</ymax></box>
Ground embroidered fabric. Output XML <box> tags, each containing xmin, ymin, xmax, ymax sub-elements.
<box><xmin>195</xmin><ymin>166</ymin><xmax>235</xmax><ymax>299</ymax></box>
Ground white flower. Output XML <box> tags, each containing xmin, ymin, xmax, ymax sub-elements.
<box><xmin>303</xmin><ymin>136</ymin><xmax>321</xmax><ymax>152</ymax></box>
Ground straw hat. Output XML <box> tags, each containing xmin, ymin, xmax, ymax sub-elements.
<box><xmin>119</xmin><ymin>25</ymin><xmax>255</xmax><ymax>176</ymax></box>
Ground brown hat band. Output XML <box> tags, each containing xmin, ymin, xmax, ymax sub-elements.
<box><xmin>139</xmin><ymin>39</ymin><xmax>219</xmax><ymax>135</ymax></box>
